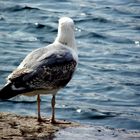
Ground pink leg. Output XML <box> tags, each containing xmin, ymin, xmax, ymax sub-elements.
<box><xmin>37</xmin><ymin>94</ymin><xmax>44</xmax><ymax>122</ymax></box>
<box><xmin>50</xmin><ymin>95</ymin><xmax>71</xmax><ymax>124</ymax></box>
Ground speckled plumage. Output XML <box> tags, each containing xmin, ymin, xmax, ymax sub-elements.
<box><xmin>0</xmin><ymin>17</ymin><xmax>78</xmax><ymax>123</ymax></box>
<box><xmin>0</xmin><ymin>17</ymin><xmax>78</xmax><ymax>99</ymax></box>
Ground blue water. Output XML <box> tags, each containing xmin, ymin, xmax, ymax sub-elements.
<box><xmin>0</xmin><ymin>0</ymin><xmax>140</xmax><ymax>130</ymax></box>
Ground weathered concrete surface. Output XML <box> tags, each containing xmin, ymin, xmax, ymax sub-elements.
<box><xmin>0</xmin><ymin>112</ymin><xmax>78</xmax><ymax>140</ymax></box>
<box><xmin>0</xmin><ymin>112</ymin><xmax>140</xmax><ymax>140</ymax></box>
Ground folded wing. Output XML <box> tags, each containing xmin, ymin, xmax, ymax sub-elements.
<box><xmin>0</xmin><ymin>47</ymin><xmax>77</xmax><ymax>99</ymax></box>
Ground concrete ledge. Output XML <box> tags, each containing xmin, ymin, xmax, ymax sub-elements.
<box><xmin>0</xmin><ymin>112</ymin><xmax>78</xmax><ymax>140</ymax></box>
<box><xmin>0</xmin><ymin>112</ymin><xmax>140</xmax><ymax>140</ymax></box>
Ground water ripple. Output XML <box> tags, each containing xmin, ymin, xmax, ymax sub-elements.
<box><xmin>0</xmin><ymin>4</ymin><xmax>40</xmax><ymax>12</ymax></box>
<box><xmin>0</xmin><ymin>0</ymin><xmax>140</xmax><ymax>130</ymax></box>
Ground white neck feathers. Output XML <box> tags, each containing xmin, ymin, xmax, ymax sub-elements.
<box><xmin>55</xmin><ymin>17</ymin><xmax>76</xmax><ymax>51</ymax></box>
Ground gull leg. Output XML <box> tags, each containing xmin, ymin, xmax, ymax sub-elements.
<box><xmin>51</xmin><ymin>95</ymin><xmax>55</xmax><ymax>123</ymax></box>
<box><xmin>50</xmin><ymin>95</ymin><xmax>71</xmax><ymax>124</ymax></box>
<box><xmin>37</xmin><ymin>94</ymin><xmax>44</xmax><ymax>122</ymax></box>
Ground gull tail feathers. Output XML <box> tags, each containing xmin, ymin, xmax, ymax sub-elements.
<box><xmin>0</xmin><ymin>83</ymin><xmax>24</xmax><ymax>100</ymax></box>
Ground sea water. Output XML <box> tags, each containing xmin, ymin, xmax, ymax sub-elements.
<box><xmin>0</xmin><ymin>0</ymin><xmax>140</xmax><ymax>130</ymax></box>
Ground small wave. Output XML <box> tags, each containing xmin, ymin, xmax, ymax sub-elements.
<box><xmin>76</xmin><ymin>16</ymin><xmax>111</xmax><ymax>24</ymax></box>
<box><xmin>4</xmin><ymin>31</ymin><xmax>38</xmax><ymax>42</ymax></box>
<box><xmin>2</xmin><ymin>95</ymin><xmax>37</xmax><ymax>103</ymax></box>
<box><xmin>81</xmin><ymin>110</ymin><xmax>119</xmax><ymax>120</ymax></box>
<box><xmin>34</xmin><ymin>23</ymin><xmax>46</xmax><ymax>29</ymax></box>
<box><xmin>34</xmin><ymin>23</ymin><xmax>57</xmax><ymax>32</ymax></box>
<box><xmin>0</xmin><ymin>69</ymin><xmax>12</xmax><ymax>74</ymax></box>
<box><xmin>24</xmin><ymin>22</ymin><xmax>57</xmax><ymax>33</ymax></box>
<box><xmin>0</xmin><ymin>16</ymin><xmax>5</xmax><ymax>21</ymax></box>
<box><xmin>92</xmin><ymin>17</ymin><xmax>110</xmax><ymax>23</ymax></box>
<box><xmin>88</xmin><ymin>32</ymin><xmax>106</xmax><ymax>39</ymax></box>
<box><xmin>2</xmin><ymin>5</ymin><xmax>40</xmax><ymax>12</ymax></box>
<box><xmin>133</xmin><ymin>26</ymin><xmax>140</xmax><ymax>31</ymax></box>
<box><xmin>132</xmin><ymin>15</ymin><xmax>140</xmax><ymax>19</ymax></box>
<box><xmin>78</xmin><ymin>31</ymin><xmax>106</xmax><ymax>40</ymax></box>
<box><xmin>107</xmin><ymin>35</ymin><xmax>134</xmax><ymax>44</ymax></box>
<box><xmin>120</xmin><ymin>82</ymin><xmax>140</xmax><ymax>87</ymax></box>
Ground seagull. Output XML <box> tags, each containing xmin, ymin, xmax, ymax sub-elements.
<box><xmin>0</xmin><ymin>17</ymin><xmax>78</xmax><ymax>124</ymax></box>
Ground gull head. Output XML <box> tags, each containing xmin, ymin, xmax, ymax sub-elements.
<box><xmin>56</xmin><ymin>17</ymin><xmax>76</xmax><ymax>48</ymax></box>
<box><xmin>59</xmin><ymin>17</ymin><xmax>74</xmax><ymax>31</ymax></box>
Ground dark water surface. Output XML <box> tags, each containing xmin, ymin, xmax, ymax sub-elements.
<box><xmin>0</xmin><ymin>0</ymin><xmax>140</xmax><ymax>130</ymax></box>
